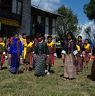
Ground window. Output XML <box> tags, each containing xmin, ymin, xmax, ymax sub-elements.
<box><xmin>12</xmin><ymin>0</ymin><xmax>22</xmax><ymax>15</ymax></box>
<box><xmin>16</xmin><ymin>1</ymin><xmax>22</xmax><ymax>15</ymax></box>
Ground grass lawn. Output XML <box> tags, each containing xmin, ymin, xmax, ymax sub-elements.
<box><xmin>0</xmin><ymin>58</ymin><xmax>95</xmax><ymax>96</ymax></box>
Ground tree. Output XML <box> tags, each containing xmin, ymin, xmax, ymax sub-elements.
<box><xmin>84</xmin><ymin>27</ymin><xmax>91</xmax><ymax>37</ymax></box>
<box><xmin>56</xmin><ymin>5</ymin><xmax>78</xmax><ymax>37</ymax></box>
<box><xmin>84</xmin><ymin>0</ymin><xmax>95</xmax><ymax>20</ymax></box>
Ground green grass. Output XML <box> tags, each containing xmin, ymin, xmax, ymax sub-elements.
<box><xmin>0</xmin><ymin>58</ymin><xmax>95</xmax><ymax>96</ymax></box>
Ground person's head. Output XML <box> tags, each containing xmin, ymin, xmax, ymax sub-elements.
<box><xmin>84</xmin><ymin>39</ymin><xmax>89</xmax><ymax>44</ymax></box>
<box><xmin>38</xmin><ymin>34</ymin><xmax>43</xmax><ymax>42</ymax></box>
<box><xmin>78</xmin><ymin>36</ymin><xmax>82</xmax><ymax>41</ymax></box>
<box><xmin>22</xmin><ymin>33</ymin><xmax>26</xmax><ymax>39</ymax></box>
<box><xmin>35</xmin><ymin>33</ymin><xmax>40</xmax><ymax>38</ymax></box>
<box><xmin>26</xmin><ymin>36</ymin><xmax>31</xmax><ymax>44</ymax></box>
<box><xmin>47</xmin><ymin>36</ymin><xmax>52</xmax><ymax>43</ymax></box>
<box><xmin>67</xmin><ymin>32</ymin><xmax>73</xmax><ymax>40</ymax></box>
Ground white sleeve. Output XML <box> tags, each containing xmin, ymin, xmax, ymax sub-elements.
<box><xmin>61</xmin><ymin>50</ymin><xmax>66</xmax><ymax>55</ymax></box>
<box><xmin>73</xmin><ymin>50</ymin><xmax>78</xmax><ymax>55</ymax></box>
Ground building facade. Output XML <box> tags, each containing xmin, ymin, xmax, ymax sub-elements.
<box><xmin>31</xmin><ymin>6</ymin><xmax>59</xmax><ymax>39</ymax></box>
<box><xmin>0</xmin><ymin>0</ymin><xmax>23</xmax><ymax>37</ymax></box>
<box><xmin>0</xmin><ymin>0</ymin><xmax>59</xmax><ymax>38</ymax></box>
<box><xmin>0</xmin><ymin>0</ymin><xmax>31</xmax><ymax>37</ymax></box>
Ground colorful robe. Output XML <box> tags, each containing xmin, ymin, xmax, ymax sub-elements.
<box><xmin>9</xmin><ymin>38</ymin><xmax>23</xmax><ymax>73</ymax></box>
<box><xmin>47</xmin><ymin>41</ymin><xmax>55</xmax><ymax>65</ymax></box>
<box><xmin>76</xmin><ymin>41</ymin><xmax>84</xmax><ymax>72</ymax></box>
<box><xmin>83</xmin><ymin>43</ymin><xmax>91</xmax><ymax>62</ymax></box>
<box><xmin>23</xmin><ymin>42</ymin><xmax>33</xmax><ymax>64</ymax></box>
<box><xmin>62</xmin><ymin>39</ymin><xmax>77</xmax><ymax>79</ymax></box>
<box><xmin>34</xmin><ymin>41</ymin><xmax>49</xmax><ymax>76</ymax></box>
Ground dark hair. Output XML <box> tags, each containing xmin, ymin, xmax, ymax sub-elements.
<box><xmin>67</xmin><ymin>32</ymin><xmax>76</xmax><ymax>41</ymax></box>
<box><xmin>47</xmin><ymin>35</ymin><xmax>52</xmax><ymax>39</ymax></box>
<box><xmin>26</xmin><ymin>36</ymin><xmax>30</xmax><ymax>40</ymax></box>
<box><xmin>78</xmin><ymin>36</ymin><xmax>82</xmax><ymax>39</ymax></box>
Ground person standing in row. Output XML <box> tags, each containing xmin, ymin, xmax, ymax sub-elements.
<box><xmin>83</xmin><ymin>39</ymin><xmax>91</xmax><ymax>68</ymax></box>
<box><xmin>76</xmin><ymin>36</ymin><xmax>84</xmax><ymax>73</ymax></box>
<box><xmin>9</xmin><ymin>33</ymin><xmax>23</xmax><ymax>74</ymax></box>
<box><xmin>23</xmin><ymin>36</ymin><xmax>33</xmax><ymax>71</ymax></box>
<box><xmin>34</xmin><ymin>35</ymin><xmax>49</xmax><ymax>76</ymax></box>
<box><xmin>62</xmin><ymin>33</ymin><xmax>78</xmax><ymax>80</ymax></box>
<box><xmin>46</xmin><ymin>36</ymin><xmax>55</xmax><ymax>75</ymax></box>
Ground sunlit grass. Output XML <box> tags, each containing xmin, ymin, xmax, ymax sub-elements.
<box><xmin>0</xmin><ymin>58</ymin><xmax>95</xmax><ymax>96</ymax></box>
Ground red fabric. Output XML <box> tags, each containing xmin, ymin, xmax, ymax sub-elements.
<box><xmin>30</xmin><ymin>53</ymin><xmax>33</xmax><ymax>66</ymax></box>
<box><xmin>1</xmin><ymin>54</ymin><xmax>5</xmax><ymax>64</ymax></box>
<box><xmin>50</xmin><ymin>54</ymin><xmax>54</xmax><ymax>65</ymax></box>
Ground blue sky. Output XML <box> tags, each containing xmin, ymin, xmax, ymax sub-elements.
<box><xmin>31</xmin><ymin>0</ymin><xmax>90</xmax><ymax>24</ymax></box>
<box><xmin>61</xmin><ymin>0</ymin><xmax>90</xmax><ymax>24</ymax></box>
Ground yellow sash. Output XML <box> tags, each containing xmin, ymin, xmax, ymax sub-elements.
<box><xmin>23</xmin><ymin>42</ymin><xmax>33</xmax><ymax>59</ymax></box>
<box><xmin>0</xmin><ymin>42</ymin><xmax>5</xmax><ymax>47</ymax></box>
<box><xmin>20</xmin><ymin>38</ymin><xmax>26</xmax><ymax>45</ymax></box>
<box><xmin>47</xmin><ymin>42</ymin><xmax>55</xmax><ymax>48</ymax></box>
<box><xmin>84</xmin><ymin>44</ymin><xmax>90</xmax><ymax>51</ymax></box>
<box><xmin>76</xmin><ymin>45</ymin><xmax>80</xmax><ymax>52</ymax></box>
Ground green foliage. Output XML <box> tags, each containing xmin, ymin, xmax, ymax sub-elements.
<box><xmin>56</xmin><ymin>5</ymin><xmax>78</xmax><ymax>38</ymax></box>
<box><xmin>84</xmin><ymin>0</ymin><xmax>95</xmax><ymax>20</ymax></box>
<box><xmin>84</xmin><ymin>27</ymin><xmax>91</xmax><ymax>37</ymax></box>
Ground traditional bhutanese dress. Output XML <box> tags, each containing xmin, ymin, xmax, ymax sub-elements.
<box><xmin>23</xmin><ymin>42</ymin><xmax>33</xmax><ymax>65</ymax></box>
<box><xmin>83</xmin><ymin>43</ymin><xmax>91</xmax><ymax>62</ymax></box>
<box><xmin>0</xmin><ymin>42</ymin><xmax>6</xmax><ymax>69</ymax></box>
<box><xmin>9</xmin><ymin>38</ymin><xmax>23</xmax><ymax>73</ymax></box>
<box><xmin>62</xmin><ymin>39</ymin><xmax>77</xmax><ymax>79</ymax></box>
<box><xmin>34</xmin><ymin>41</ymin><xmax>49</xmax><ymax>76</ymax></box>
<box><xmin>32</xmin><ymin>38</ymin><xmax>39</xmax><ymax>69</ymax></box>
<box><xmin>47</xmin><ymin>41</ymin><xmax>55</xmax><ymax>65</ymax></box>
<box><xmin>76</xmin><ymin>41</ymin><xmax>83</xmax><ymax>72</ymax></box>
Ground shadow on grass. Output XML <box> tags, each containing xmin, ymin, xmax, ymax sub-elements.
<box><xmin>2</xmin><ymin>66</ymin><xmax>7</xmax><ymax>70</ymax></box>
<box><xmin>87</xmin><ymin>75</ymin><xmax>95</xmax><ymax>81</ymax></box>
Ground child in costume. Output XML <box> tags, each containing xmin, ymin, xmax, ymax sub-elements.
<box><xmin>23</xmin><ymin>36</ymin><xmax>33</xmax><ymax>71</ymax></box>
<box><xmin>76</xmin><ymin>36</ymin><xmax>84</xmax><ymax>73</ymax></box>
<box><xmin>61</xmin><ymin>33</ymin><xmax>77</xmax><ymax>80</ymax></box>
<box><xmin>46</xmin><ymin>36</ymin><xmax>55</xmax><ymax>75</ymax></box>
<box><xmin>34</xmin><ymin>35</ymin><xmax>49</xmax><ymax>76</ymax></box>
<box><xmin>83</xmin><ymin>39</ymin><xmax>91</xmax><ymax>68</ymax></box>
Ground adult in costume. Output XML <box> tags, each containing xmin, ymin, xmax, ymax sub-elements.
<box><xmin>9</xmin><ymin>34</ymin><xmax>23</xmax><ymax>74</ymax></box>
<box><xmin>62</xmin><ymin>33</ymin><xmax>77</xmax><ymax>80</ymax></box>
<box><xmin>34</xmin><ymin>35</ymin><xmax>49</xmax><ymax>76</ymax></box>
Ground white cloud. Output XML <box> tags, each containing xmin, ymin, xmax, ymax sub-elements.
<box><xmin>31</xmin><ymin>0</ymin><xmax>62</xmax><ymax>12</ymax></box>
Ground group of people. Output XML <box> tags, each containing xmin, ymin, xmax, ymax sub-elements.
<box><xmin>0</xmin><ymin>32</ymin><xmax>95</xmax><ymax>80</ymax></box>
<box><xmin>0</xmin><ymin>32</ymin><xmax>55</xmax><ymax>76</ymax></box>
<box><xmin>61</xmin><ymin>32</ymin><xmax>95</xmax><ymax>80</ymax></box>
